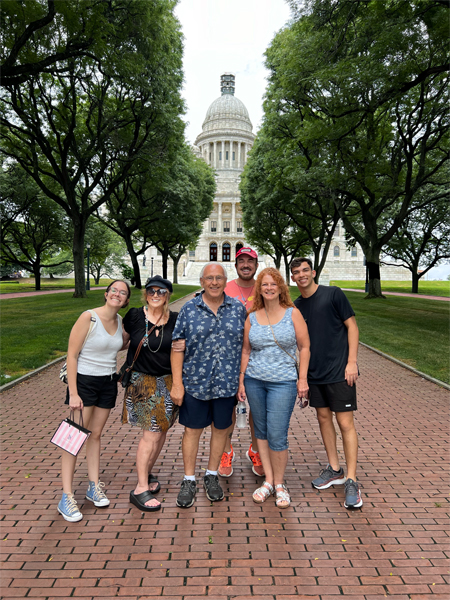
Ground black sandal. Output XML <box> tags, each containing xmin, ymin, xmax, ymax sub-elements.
<box><xmin>130</xmin><ymin>490</ymin><xmax>161</xmax><ymax>512</ymax></box>
<box><xmin>148</xmin><ymin>474</ymin><xmax>161</xmax><ymax>493</ymax></box>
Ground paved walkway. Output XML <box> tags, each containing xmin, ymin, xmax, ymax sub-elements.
<box><xmin>1</xmin><ymin>341</ymin><xmax>449</xmax><ymax>599</ymax></box>
<box><xmin>0</xmin><ymin>287</ymin><xmax>107</xmax><ymax>300</ymax></box>
<box><xmin>342</xmin><ymin>288</ymin><xmax>449</xmax><ymax>301</ymax></box>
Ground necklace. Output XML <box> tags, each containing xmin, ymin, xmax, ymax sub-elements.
<box><xmin>236</xmin><ymin>282</ymin><xmax>255</xmax><ymax>308</ymax></box>
<box><xmin>144</xmin><ymin>307</ymin><xmax>164</xmax><ymax>353</ymax></box>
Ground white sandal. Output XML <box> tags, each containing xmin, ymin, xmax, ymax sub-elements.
<box><xmin>252</xmin><ymin>481</ymin><xmax>274</xmax><ymax>504</ymax></box>
<box><xmin>275</xmin><ymin>484</ymin><xmax>291</xmax><ymax>508</ymax></box>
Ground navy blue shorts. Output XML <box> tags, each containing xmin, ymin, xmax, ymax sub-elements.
<box><xmin>65</xmin><ymin>373</ymin><xmax>117</xmax><ymax>410</ymax></box>
<box><xmin>309</xmin><ymin>381</ymin><xmax>357</xmax><ymax>412</ymax></box>
<box><xmin>179</xmin><ymin>391</ymin><xmax>235</xmax><ymax>430</ymax></box>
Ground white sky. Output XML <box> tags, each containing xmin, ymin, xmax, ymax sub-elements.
<box><xmin>175</xmin><ymin>0</ymin><xmax>292</xmax><ymax>144</ymax></box>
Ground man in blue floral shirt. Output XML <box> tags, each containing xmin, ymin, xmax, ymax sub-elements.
<box><xmin>171</xmin><ymin>262</ymin><xmax>246</xmax><ymax>508</ymax></box>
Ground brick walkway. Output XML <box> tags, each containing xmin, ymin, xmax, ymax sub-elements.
<box><xmin>1</xmin><ymin>345</ymin><xmax>449</xmax><ymax>599</ymax></box>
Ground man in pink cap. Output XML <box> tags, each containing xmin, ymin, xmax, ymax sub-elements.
<box><xmin>218</xmin><ymin>247</ymin><xmax>265</xmax><ymax>478</ymax></box>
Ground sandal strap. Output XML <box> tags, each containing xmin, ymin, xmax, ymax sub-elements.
<box><xmin>253</xmin><ymin>481</ymin><xmax>274</xmax><ymax>500</ymax></box>
<box><xmin>275</xmin><ymin>484</ymin><xmax>290</xmax><ymax>502</ymax></box>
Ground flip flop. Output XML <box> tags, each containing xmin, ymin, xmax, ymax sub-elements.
<box><xmin>130</xmin><ymin>490</ymin><xmax>161</xmax><ymax>512</ymax></box>
<box><xmin>148</xmin><ymin>474</ymin><xmax>161</xmax><ymax>493</ymax></box>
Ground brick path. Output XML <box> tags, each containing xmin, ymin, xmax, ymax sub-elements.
<box><xmin>1</xmin><ymin>345</ymin><xmax>449</xmax><ymax>599</ymax></box>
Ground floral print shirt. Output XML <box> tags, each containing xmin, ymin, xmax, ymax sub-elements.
<box><xmin>172</xmin><ymin>292</ymin><xmax>247</xmax><ymax>400</ymax></box>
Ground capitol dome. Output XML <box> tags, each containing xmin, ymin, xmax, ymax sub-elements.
<box><xmin>202</xmin><ymin>94</ymin><xmax>253</xmax><ymax>134</ymax></box>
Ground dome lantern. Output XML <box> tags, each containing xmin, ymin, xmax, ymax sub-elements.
<box><xmin>221</xmin><ymin>73</ymin><xmax>235</xmax><ymax>96</ymax></box>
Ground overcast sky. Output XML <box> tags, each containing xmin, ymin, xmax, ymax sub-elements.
<box><xmin>175</xmin><ymin>0</ymin><xmax>291</xmax><ymax>144</ymax></box>
<box><xmin>174</xmin><ymin>0</ymin><xmax>448</xmax><ymax>280</ymax></box>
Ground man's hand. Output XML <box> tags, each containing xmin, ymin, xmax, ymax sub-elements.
<box><xmin>171</xmin><ymin>383</ymin><xmax>185</xmax><ymax>406</ymax></box>
<box><xmin>171</xmin><ymin>339</ymin><xmax>186</xmax><ymax>352</ymax></box>
<box><xmin>345</xmin><ymin>361</ymin><xmax>359</xmax><ymax>386</ymax></box>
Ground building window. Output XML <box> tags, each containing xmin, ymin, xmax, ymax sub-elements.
<box><xmin>223</xmin><ymin>221</ymin><xmax>230</xmax><ymax>232</ymax></box>
<box><xmin>210</xmin><ymin>221</ymin><xmax>217</xmax><ymax>232</ymax></box>
<box><xmin>219</xmin><ymin>151</ymin><xmax>222</xmax><ymax>160</ymax></box>
<box><xmin>236</xmin><ymin>220</ymin><xmax>242</xmax><ymax>232</ymax></box>
<box><xmin>189</xmin><ymin>250</ymin><xmax>195</xmax><ymax>258</ymax></box>
<box><xmin>351</xmin><ymin>247</ymin><xmax>357</xmax><ymax>257</ymax></box>
<box><xmin>226</xmin><ymin>151</ymin><xmax>229</xmax><ymax>160</ymax></box>
<box><xmin>233</xmin><ymin>152</ymin><xmax>235</xmax><ymax>161</ymax></box>
<box><xmin>335</xmin><ymin>224</ymin><xmax>340</xmax><ymax>237</ymax></box>
<box><xmin>333</xmin><ymin>246</ymin><xmax>340</xmax><ymax>257</ymax></box>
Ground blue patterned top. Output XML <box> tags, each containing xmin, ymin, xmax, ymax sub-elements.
<box><xmin>172</xmin><ymin>292</ymin><xmax>247</xmax><ymax>400</ymax></box>
<box><xmin>246</xmin><ymin>307</ymin><xmax>298</xmax><ymax>382</ymax></box>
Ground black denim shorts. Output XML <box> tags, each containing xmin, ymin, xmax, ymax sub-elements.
<box><xmin>65</xmin><ymin>373</ymin><xmax>117</xmax><ymax>409</ymax></box>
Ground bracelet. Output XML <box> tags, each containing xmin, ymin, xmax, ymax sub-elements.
<box><xmin>239</xmin><ymin>371</ymin><xmax>246</xmax><ymax>375</ymax></box>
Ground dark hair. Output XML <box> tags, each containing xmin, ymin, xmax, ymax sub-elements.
<box><xmin>250</xmin><ymin>268</ymin><xmax>294</xmax><ymax>313</ymax></box>
<box><xmin>104</xmin><ymin>280</ymin><xmax>131</xmax><ymax>304</ymax></box>
<box><xmin>290</xmin><ymin>257</ymin><xmax>313</xmax><ymax>272</ymax></box>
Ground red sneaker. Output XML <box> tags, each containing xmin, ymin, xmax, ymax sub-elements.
<box><xmin>218</xmin><ymin>444</ymin><xmax>234</xmax><ymax>477</ymax></box>
<box><xmin>246</xmin><ymin>444</ymin><xmax>265</xmax><ymax>477</ymax></box>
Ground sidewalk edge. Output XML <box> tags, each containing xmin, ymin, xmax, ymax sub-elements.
<box><xmin>359</xmin><ymin>342</ymin><xmax>450</xmax><ymax>392</ymax></box>
<box><xmin>0</xmin><ymin>291</ymin><xmax>198</xmax><ymax>393</ymax></box>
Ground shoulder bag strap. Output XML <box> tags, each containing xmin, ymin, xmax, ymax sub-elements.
<box><xmin>264</xmin><ymin>308</ymin><xmax>299</xmax><ymax>375</ymax></box>
<box><xmin>127</xmin><ymin>310</ymin><xmax>163</xmax><ymax>371</ymax></box>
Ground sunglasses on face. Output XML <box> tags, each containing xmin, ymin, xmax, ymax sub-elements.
<box><xmin>146</xmin><ymin>287</ymin><xmax>168</xmax><ymax>297</ymax></box>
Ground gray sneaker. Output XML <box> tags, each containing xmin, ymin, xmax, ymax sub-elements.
<box><xmin>344</xmin><ymin>479</ymin><xmax>363</xmax><ymax>508</ymax></box>
<box><xmin>312</xmin><ymin>464</ymin><xmax>346</xmax><ymax>489</ymax></box>
<box><xmin>176</xmin><ymin>479</ymin><xmax>197</xmax><ymax>508</ymax></box>
<box><xmin>203</xmin><ymin>474</ymin><xmax>224</xmax><ymax>502</ymax></box>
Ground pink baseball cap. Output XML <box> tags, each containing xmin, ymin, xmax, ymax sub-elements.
<box><xmin>235</xmin><ymin>247</ymin><xmax>258</xmax><ymax>260</ymax></box>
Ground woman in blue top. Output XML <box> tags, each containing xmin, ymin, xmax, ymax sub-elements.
<box><xmin>238</xmin><ymin>268</ymin><xmax>310</xmax><ymax>508</ymax></box>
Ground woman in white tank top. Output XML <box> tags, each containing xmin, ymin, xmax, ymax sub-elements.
<box><xmin>58</xmin><ymin>280</ymin><xmax>130</xmax><ymax>523</ymax></box>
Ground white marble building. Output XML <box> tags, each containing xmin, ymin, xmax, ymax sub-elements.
<box><xmin>141</xmin><ymin>73</ymin><xmax>407</xmax><ymax>284</ymax></box>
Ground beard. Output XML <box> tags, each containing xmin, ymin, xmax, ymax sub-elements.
<box><xmin>238</xmin><ymin>270</ymin><xmax>256</xmax><ymax>282</ymax></box>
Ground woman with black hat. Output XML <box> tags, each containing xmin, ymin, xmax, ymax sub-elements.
<box><xmin>122</xmin><ymin>275</ymin><xmax>179</xmax><ymax>511</ymax></box>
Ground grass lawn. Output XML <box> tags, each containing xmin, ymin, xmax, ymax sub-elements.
<box><xmin>0</xmin><ymin>277</ymin><xmax>114</xmax><ymax>294</ymax></box>
<box><xmin>330</xmin><ymin>279</ymin><xmax>450</xmax><ymax>297</ymax></box>
<box><xmin>290</xmin><ymin>289</ymin><xmax>450</xmax><ymax>384</ymax></box>
<box><xmin>0</xmin><ymin>285</ymin><xmax>199</xmax><ymax>386</ymax></box>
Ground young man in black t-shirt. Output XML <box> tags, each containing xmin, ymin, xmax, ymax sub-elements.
<box><xmin>291</xmin><ymin>257</ymin><xmax>363</xmax><ymax>509</ymax></box>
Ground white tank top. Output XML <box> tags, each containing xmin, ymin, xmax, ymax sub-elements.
<box><xmin>77</xmin><ymin>310</ymin><xmax>123</xmax><ymax>376</ymax></box>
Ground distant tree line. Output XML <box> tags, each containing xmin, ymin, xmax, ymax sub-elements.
<box><xmin>1</xmin><ymin>0</ymin><xmax>215</xmax><ymax>294</ymax></box>
<box><xmin>240</xmin><ymin>0</ymin><xmax>449</xmax><ymax>296</ymax></box>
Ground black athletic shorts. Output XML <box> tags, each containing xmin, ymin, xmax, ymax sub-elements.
<box><xmin>65</xmin><ymin>373</ymin><xmax>118</xmax><ymax>409</ymax></box>
<box><xmin>309</xmin><ymin>381</ymin><xmax>357</xmax><ymax>412</ymax></box>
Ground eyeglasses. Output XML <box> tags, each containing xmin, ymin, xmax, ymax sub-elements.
<box><xmin>146</xmin><ymin>287</ymin><xmax>168</xmax><ymax>297</ymax></box>
<box><xmin>203</xmin><ymin>276</ymin><xmax>225</xmax><ymax>282</ymax></box>
<box><xmin>110</xmin><ymin>287</ymin><xmax>128</xmax><ymax>297</ymax></box>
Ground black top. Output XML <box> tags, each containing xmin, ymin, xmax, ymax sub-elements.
<box><xmin>123</xmin><ymin>307</ymin><xmax>178</xmax><ymax>376</ymax></box>
<box><xmin>294</xmin><ymin>286</ymin><xmax>355</xmax><ymax>384</ymax></box>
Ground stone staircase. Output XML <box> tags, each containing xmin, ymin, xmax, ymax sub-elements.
<box><xmin>180</xmin><ymin>260</ymin><xmax>268</xmax><ymax>285</ymax></box>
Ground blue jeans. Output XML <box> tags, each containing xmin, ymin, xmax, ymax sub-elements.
<box><xmin>244</xmin><ymin>376</ymin><xmax>297</xmax><ymax>451</ymax></box>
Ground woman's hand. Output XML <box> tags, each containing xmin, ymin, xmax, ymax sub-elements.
<box><xmin>296</xmin><ymin>377</ymin><xmax>309</xmax><ymax>400</ymax></box>
<box><xmin>69</xmin><ymin>394</ymin><xmax>83</xmax><ymax>411</ymax></box>
<box><xmin>170</xmin><ymin>383</ymin><xmax>185</xmax><ymax>406</ymax></box>
<box><xmin>237</xmin><ymin>382</ymin><xmax>246</xmax><ymax>403</ymax></box>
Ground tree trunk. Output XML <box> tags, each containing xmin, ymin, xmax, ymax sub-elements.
<box><xmin>411</xmin><ymin>271</ymin><xmax>420</xmax><ymax>294</ymax></box>
<box><xmin>33</xmin><ymin>264</ymin><xmax>41</xmax><ymax>291</ymax></box>
<box><xmin>124</xmin><ymin>233</ymin><xmax>141</xmax><ymax>289</ymax></box>
<box><xmin>172</xmin><ymin>257</ymin><xmax>179</xmax><ymax>284</ymax></box>
<box><xmin>49</xmin><ymin>273</ymin><xmax>55</xmax><ymax>279</ymax></box>
<box><xmin>72</xmin><ymin>221</ymin><xmax>87</xmax><ymax>297</ymax></box>
<box><xmin>366</xmin><ymin>260</ymin><xmax>385</xmax><ymax>298</ymax></box>
<box><xmin>162</xmin><ymin>252</ymin><xmax>169</xmax><ymax>279</ymax></box>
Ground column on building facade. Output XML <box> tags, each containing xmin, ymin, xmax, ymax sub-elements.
<box><xmin>230</xmin><ymin>139</ymin><xmax>233</xmax><ymax>167</ymax></box>
<box><xmin>218</xmin><ymin>202</ymin><xmax>222</xmax><ymax>237</ymax></box>
<box><xmin>221</xmin><ymin>140</ymin><xmax>224</xmax><ymax>166</ymax></box>
<box><xmin>213</xmin><ymin>141</ymin><xmax>217</xmax><ymax>168</ymax></box>
<box><xmin>231</xmin><ymin>202</ymin><xmax>236</xmax><ymax>236</ymax></box>
<box><xmin>243</xmin><ymin>143</ymin><xmax>248</xmax><ymax>165</ymax></box>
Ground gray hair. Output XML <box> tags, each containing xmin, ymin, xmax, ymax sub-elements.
<box><xmin>199</xmin><ymin>262</ymin><xmax>228</xmax><ymax>281</ymax></box>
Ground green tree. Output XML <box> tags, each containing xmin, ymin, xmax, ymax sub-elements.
<box><xmin>1</xmin><ymin>0</ymin><xmax>185</xmax><ymax>297</ymax></box>
<box><xmin>263</xmin><ymin>0</ymin><xmax>449</xmax><ymax>297</ymax></box>
<box><xmin>0</xmin><ymin>166</ymin><xmax>71</xmax><ymax>290</ymax></box>
<box><xmin>85</xmin><ymin>220</ymin><xmax>127</xmax><ymax>285</ymax></box>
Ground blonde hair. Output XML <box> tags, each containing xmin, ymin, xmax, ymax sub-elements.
<box><xmin>249</xmin><ymin>267</ymin><xmax>294</xmax><ymax>313</ymax></box>
<box><xmin>141</xmin><ymin>287</ymin><xmax>171</xmax><ymax>317</ymax></box>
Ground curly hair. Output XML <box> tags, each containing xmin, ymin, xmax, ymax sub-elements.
<box><xmin>249</xmin><ymin>267</ymin><xmax>294</xmax><ymax>313</ymax></box>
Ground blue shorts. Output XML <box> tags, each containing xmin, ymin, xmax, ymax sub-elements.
<box><xmin>179</xmin><ymin>391</ymin><xmax>235</xmax><ymax>430</ymax></box>
<box><xmin>244</xmin><ymin>376</ymin><xmax>297</xmax><ymax>451</ymax></box>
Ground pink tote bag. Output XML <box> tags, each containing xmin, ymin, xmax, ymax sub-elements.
<box><xmin>51</xmin><ymin>412</ymin><xmax>91</xmax><ymax>456</ymax></box>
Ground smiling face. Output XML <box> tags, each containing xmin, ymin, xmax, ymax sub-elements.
<box><xmin>236</xmin><ymin>255</ymin><xmax>257</xmax><ymax>282</ymax></box>
<box><xmin>200</xmin><ymin>264</ymin><xmax>227</xmax><ymax>301</ymax></box>
<box><xmin>105</xmin><ymin>281</ymin><xmax>130</xmax><ymax>308</ymax></box>
<box><xmin>291</xmin><ymin>261</ymin><xmax>316</xmax><ymax>292</ymax></box>
<box><xmin>146</xmin><ymin>285</ymin><xmax>169</xmax><ymax>310</ymax></box>
<box><xmin>260</xmin><ymin>274</ymin><xmax>280</xmax><ymax>302</ymax></box>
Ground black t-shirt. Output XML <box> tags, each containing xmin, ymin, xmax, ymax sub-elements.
<box><xmin>294</xmin><ymin>286</ymin><xmax>355</xmax><ymax>384</ymax></box>
<box><xmin>123</xmin><ymin>307</ymin><xmax>178</xmax><ymax>376</ymax></box>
